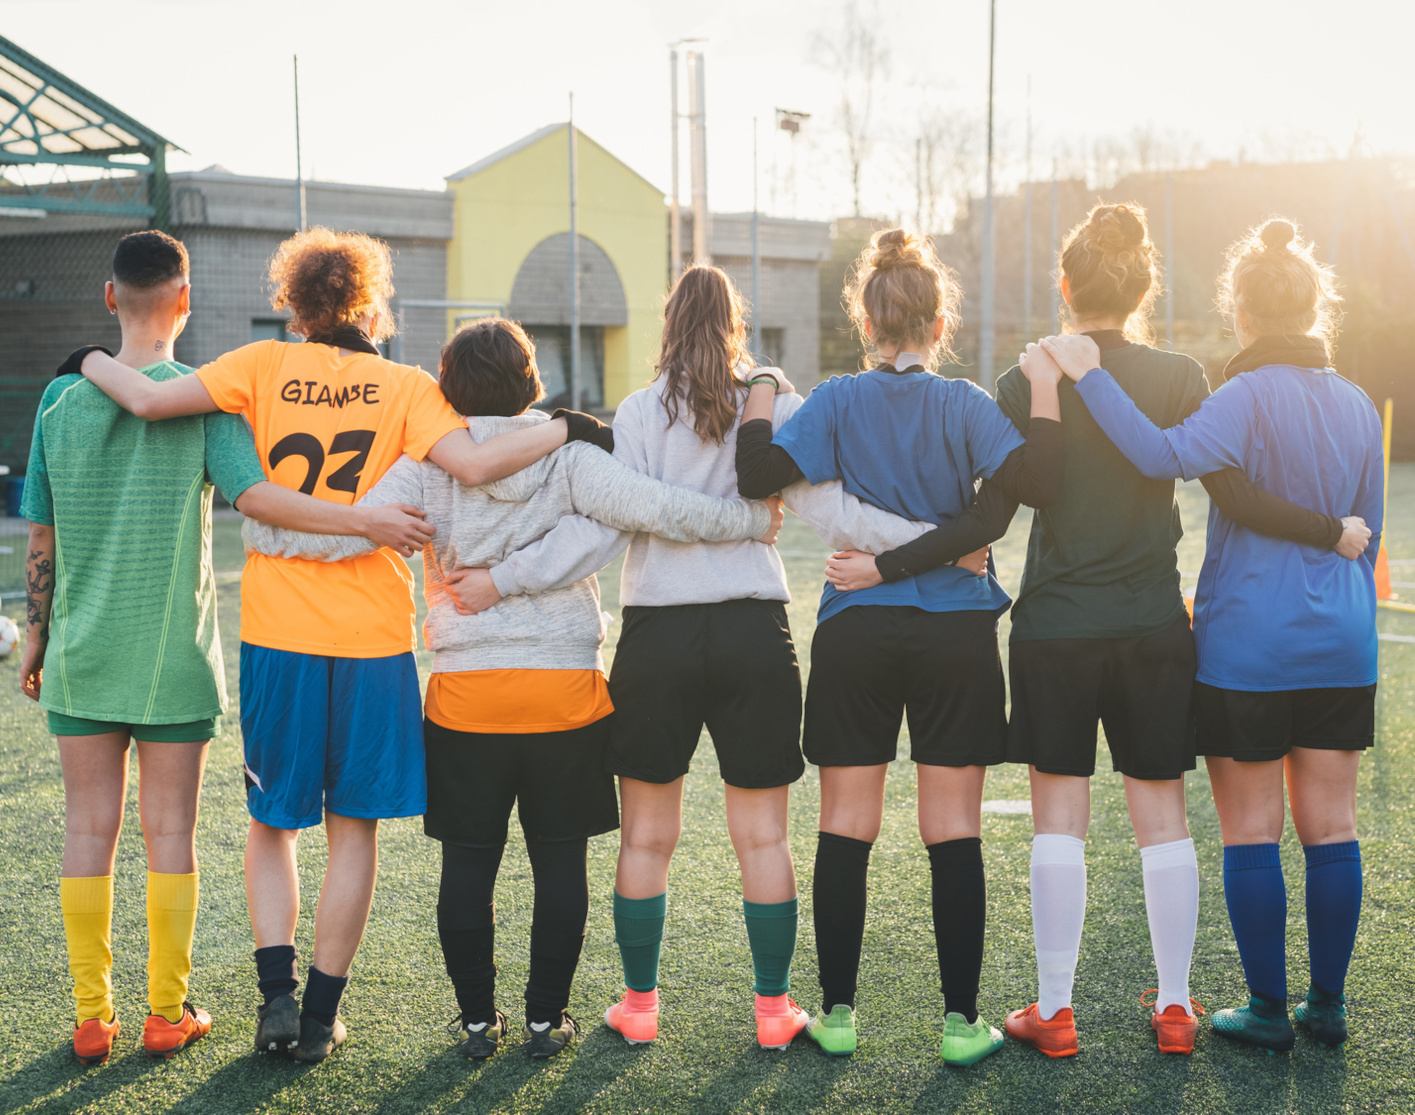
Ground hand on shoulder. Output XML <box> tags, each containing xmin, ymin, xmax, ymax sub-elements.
<box><xmin>1039</xmin><ymin>334</ymin><xmax>1102</xmax><ymax>382</ymax></box>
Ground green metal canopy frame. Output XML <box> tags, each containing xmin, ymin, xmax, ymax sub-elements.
<box><xmin>0</xmin><ymin>34</ymin><xmax>184</xmax><ymax>229</ymax></box>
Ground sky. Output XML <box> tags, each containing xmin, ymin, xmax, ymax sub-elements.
<box><xmin>2</xmin><ymin>0</ymin><xmax>1410</xmax><ymax>222</ymax></box>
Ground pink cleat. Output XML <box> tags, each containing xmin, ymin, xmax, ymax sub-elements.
<box><xmin>605</xmin><ymin>987</ymin><xmax>659</xmax><ymax>1044</ymax></box>
<box><xmin>755</xmin><ymin>993</ymin><xmax>810</xmax><ymax>1050</ymax></box>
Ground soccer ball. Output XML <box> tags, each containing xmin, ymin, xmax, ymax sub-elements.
<box><xmin>0</xmin><ymin>615</ymin><xmax>18</xmax><ymax>658</ymax></box>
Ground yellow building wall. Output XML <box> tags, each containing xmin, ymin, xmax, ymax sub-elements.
<box><xmin>447</xmin><ymin>125</ymin><xmax>667</xmax><ymax>408</ymax></box>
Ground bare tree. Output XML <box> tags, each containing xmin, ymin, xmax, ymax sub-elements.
<box><xmin>912</xmin><ymin>103</ymin><xmax>982</xmax><ymax>234</ymax></box>
<box><xmin>812</xmin><ymin>1</ymin><xmax>889</xmax><ymax>218</ymax></box>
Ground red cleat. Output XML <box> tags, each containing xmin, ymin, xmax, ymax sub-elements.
<box><xmin>1005</xmin><ymin>1002</ymin><xmax>1079</xmax><ymax>1058</ymax></box>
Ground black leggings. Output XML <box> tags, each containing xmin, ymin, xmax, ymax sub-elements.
<box><xmin>437</xmin><ymin>838</ymin><xmax>590</xmax><ymax>1026</ymax></box>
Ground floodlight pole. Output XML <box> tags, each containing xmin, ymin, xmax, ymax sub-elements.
<box><xmin>978</xmin><ymin>0</ymin><xmax>997</xmax><ymax>392</ymax></box>
<box><xmin>752</xmin><ymin>115</ymin><xmax>761</xmax><ymax>361</ymax></box>
<box><xmin>569</xmin><ymin>93</ymin><xmax>580</xmax><ymax>409</ymax></box>
<box><xmin>1023</xmin><ymin>74</ymin><xmax>1033</xmax><ymax>337</ymax></box>
<box><xmin>1165</xmin><ymin>171</ymin><xmax>1175</xmax><ymax>347</ymax></box>
<box><xmin>1049</xmin><ymin>160</ymin><xmax>1059</xmax><ymax>329</ymax></box>
<box><xmin>294</xmin><ymin>55</ymin><xmax>306</xmax><ymax>232</ymax></box>
<box><xmin>669</xmin><ymin>48</ymin><xmax>682</xmax><ymax>282</ymax></box>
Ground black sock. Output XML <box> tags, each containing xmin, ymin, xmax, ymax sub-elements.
<box><xmin>814</xmin><ymin>831</ymin><xmax>873</xmax><ymax>1012</ymax></box>
<box><xmin>254</xmin><ymin>944</ymin><xmax>299</xmax><ymax>1005</ymax></box>
<box><xmin>437</xmin><ymin>842</ymin><xmax>506</xmax><ymax>1027</ymax></box>
<box><xmin>301</xmin><ymin>966</ymin><xmax>348</xmax><ymax>1027</ymax></box>
<box><xmin>524</xmin><ymin>838</ymin><xmax>590</xmax><ymax>1028</ymax></box>
<box><xmin>928</xmin><ymin>837</ymin><xmax>986</xmax><ymax>1024</ymax></box>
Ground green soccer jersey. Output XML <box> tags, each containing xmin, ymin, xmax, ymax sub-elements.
<box><xmin>994</xmin><ymin>340</ymin><xmax>1209</xmax><ymax>643</ymax></box>
<box><xmin>22</xmin><ymin>363</ymin><xmax>267</xmax><ymax>724</ymax></box>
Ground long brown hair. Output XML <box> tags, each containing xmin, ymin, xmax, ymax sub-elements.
<box><xmin>655</xmin><ymin>265</ymin><xmax>753</xmax><ymax>444</ymax></box>
<box><xmin>1059</xmin><ymin>202</ymin><xmax>1159</xmax><ymax>344</ymax></box>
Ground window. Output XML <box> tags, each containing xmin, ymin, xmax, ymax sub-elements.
<box><xmin>759</xmin><ymin>328</ymin><xmax>785</xmax><ymax>369</ymax></box>
<box><xmin>525</xmin><ymin>326</ymin><xmax>605</xmax><ymax>409</ymax></box>
<box><xmin>251</xmin><ymin>318</ymin><xmax>297</xmax><ymax>343</ymax></box>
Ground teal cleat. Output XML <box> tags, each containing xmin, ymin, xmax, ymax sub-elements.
<box><xmin>806</xmin><ymin>1003</ymin><xmax>857</xmax><ymax>1056</ymax></box>
<box><xmin>1212</xmin><ymin>995</ymin><xmax>1294</xmax><ymax>1054</ymax></box>
<box><xmin>940</xmin><ymin>1012</ymin><xmax>1004</xmax><ymax>1066</ymax></box>
<box><xmin>1294</xmin><ymin>984</ymin><xmax>1347</xmax><ymax>1048</ymax></box>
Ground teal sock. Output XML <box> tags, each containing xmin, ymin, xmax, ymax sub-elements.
<box><xmin>743</xmin><ymin>897</ymin><xmax>799</xmax><ymax>997</ymax></box>
<box><xmin>613</xmin><ymin>891</ymin><xmax>666</xmax><ymax>992</ymax></box>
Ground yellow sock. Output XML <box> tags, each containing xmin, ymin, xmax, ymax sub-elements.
<box><xmin>60</xmin><ymin>875</ymin><xmax>115</xmax><ymax>1025</ymax></box>
<box><xmin>147</xmin><ymin>872</ymin><xmax>199</xmax><ymax>1024</ymax></box>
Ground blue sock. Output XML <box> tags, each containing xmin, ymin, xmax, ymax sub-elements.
<box><xmin>1303</xmin><ymin>841</ymin><xmax>1362</xmax><ymax>997</ymax></box>
<box><xmin>1222</xmin><ymin>843</ymin><xmax>1287</xmax><ymax>1002</ymax></box>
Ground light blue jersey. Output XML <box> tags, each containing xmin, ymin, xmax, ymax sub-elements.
<box><xmin>1075</xmin><ymin>363</ymin><xmax>1383</xmax><ymax>690</ymax></box>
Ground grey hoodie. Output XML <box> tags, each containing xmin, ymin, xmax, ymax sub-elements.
<box><xmin>487</xmin><ymin>378</ymin><xmax>931</xmax><ymax>606</ymax></box>
<box><xmin>242</xmin><ymin>412</ymin><xmax>773</xmax><ymax>673</ymax></box>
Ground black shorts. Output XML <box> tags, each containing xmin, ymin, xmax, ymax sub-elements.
<box><xmin>804</xmin><ymin>605</ymin><xmax>1007</xmax><ymax>768</ymax></box>
<box><xmin>1006</xmin><ymin>612</ymin><xmax>1197</xmax><ymax>780</ymax></box>
<box><xmin>423</xmin><ymin>716</ymin><xmax>619</xmax><ymax>847</ymax></box>
<box><xmin>1195</xmin><ymin>682</ymin><xmax>1377</xmax><ymax>762</ymax></box>
<box><xmin>607</xmin><ymin>599</ymin><xmax>804</xmax><ymax>789</ymax></box>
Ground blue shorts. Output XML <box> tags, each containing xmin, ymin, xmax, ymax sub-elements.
<box><xmin>239</xmin><ymin>643</ymin><xmax>425</xmax><ymax>829</ymax></box>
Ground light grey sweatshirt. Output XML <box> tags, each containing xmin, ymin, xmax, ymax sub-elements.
<box><xmin>242</xmin><ymin>412</ymin><xmax>772</xmax><ymax>673</ymax></box>
<box><xmin>488</xmin><ymin>378</ymin><xmax>930</xmax><ymax>607</ymax></box>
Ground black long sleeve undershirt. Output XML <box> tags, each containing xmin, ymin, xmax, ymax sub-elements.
<box><xmin>872</xmin><ymin>418</ymin><xmax>1063</xmax><ymax>582</ymax></box>
<box><xmin>735</xmin><ymin>419</ymin><xmax>807</xmax><ymax>498</ymax></box>
<box><xmin>1199</xmin><ymin>469</ymin><xmax>1344</xmax><ymax>548</ymax></box>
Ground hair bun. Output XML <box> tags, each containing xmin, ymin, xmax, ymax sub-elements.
<box><xmin>871</xmin><ymin>228</ymin><xmax>923</xmax><ymax>272</ymax></box>
<box><xmin>1259</xmin><ymin>219</ymin><xmax>1296</xmax><ymax>251</ymax></box>
<box><xmin>1091</xmin><ymin>204</ymin><xmax>1145</xmax><ymax>252</ymax></box>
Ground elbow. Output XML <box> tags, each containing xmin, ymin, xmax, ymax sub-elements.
<box><xmin>735</xmin><ymin>472</ymin><xmax>777</xmax><ymax>500</ymax></box>
<box><xmin>130</xmin><ymin>394</ymin><xmax>165</xmax><ymax>422</ymax></box>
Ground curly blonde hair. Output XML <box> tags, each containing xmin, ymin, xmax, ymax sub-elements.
<box><xmin>267</xmin><ymin>227</ymin><xmax>397</xmax><ymax>342</ymax></box>
<box><xmin>1059</xmin><ymin>202</ymin><xmax>1159</xmax><ymax>344</ymax></box>
<box><xmin>1218</xmin><ymin>218</ymin><xmax>1341</xmax><ymax>360</ymax></box>
<box><xmin>844</xmin><ymin>228</ymin><xmax>961</xmax><ymax>370</ymax></box>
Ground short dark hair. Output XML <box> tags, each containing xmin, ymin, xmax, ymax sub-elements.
<box><xmin>112</xmin><ymin>230</ymin><xmax>189</xmax><ymax>289</ymax></box>
<box><xmin>438</xmin><ymin>319</ymin><xmax>544</xmax><ymax>417</ymax></box>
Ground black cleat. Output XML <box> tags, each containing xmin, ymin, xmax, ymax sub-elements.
<box><xmin>255</xmin><ymin>993</ymin><xmax>300</xmax><ymax>1054</ymax></box>
<box><xmin>451</xmin><ymin>1009</ymin><xmax>507</xmax><ymax>1060</ymax></box>
<box><xmin>291</xmin><ymin>1012</ymin><xmax>346</xmax><ymax>1063</ymax></box>
<box><xmin>522</xmin><ymin>1013</ymin><xmax>577</xmax><ymax>1059</ymax></box>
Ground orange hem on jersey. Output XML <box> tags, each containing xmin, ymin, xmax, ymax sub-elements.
<box><xmin>424</xmin><ymin>669</ymin><xmax>614</xmax><ymax>735</ymax></box>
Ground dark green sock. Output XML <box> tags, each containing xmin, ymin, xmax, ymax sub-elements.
<box><xmin>743</xmin><ymin>897</ymin><xmax>799</xmax><ymax>997</ymax></box>
<box><xmin>613</xmin><ymin>891</ymin><xmax>666</xmax><ymax>992</ymax></box>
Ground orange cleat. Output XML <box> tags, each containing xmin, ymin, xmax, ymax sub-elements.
<box><xmin>1143</xmin><ymin>990</ymin><xmax>1205</xmax><ymax>1055</ymax></box>
<box><xmin>605</xmin><ymin>987</ymin><xmax>659</xmax><ymax>1045</ymax></box>
<box><xmin>1005</xmin><ymin>1002</ymin><xmax>1079</xmax><ymax>1058</ymax></box>
<box><xmin>73</xmin><ymin>1016</ymin><xmax>120</xmax><ymax>1066</ymax></box>
<box><xmin>755</xmin><ymin>993</ymin><xmax>810</xmax><ymax>1050</ymax></box>
<box><xmin>142</xmin><ymin>1002</ymin><xmax>212</xmax><ymax>1058</ymax></box>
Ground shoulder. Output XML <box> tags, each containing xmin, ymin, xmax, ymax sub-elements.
<box><xmin>995</xmin><ymin>366</ymin><xmax>1027</xmax><ymax>400</ymax></box>
<box><xmin>772</xmin><ymin>391</ymin><xmax>805</xmax><ymax>422</ymax></box>
<box><xmin>39</xmin><ymin>375</ymin><xmax>81</xmax><ymax>411</ymax></box>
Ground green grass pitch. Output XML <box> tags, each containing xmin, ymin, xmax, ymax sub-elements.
<box><xmin>2</xmin><ymin>473</ymin><xmax>1414</xmax><ymax>1114</ymax></box>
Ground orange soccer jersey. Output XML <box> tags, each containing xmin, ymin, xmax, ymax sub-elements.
<box><xmin>197</xmin><ymin>340</ymin><xmax>465</xmax><ymax>657</ymax></box>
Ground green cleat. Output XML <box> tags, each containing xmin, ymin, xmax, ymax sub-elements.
<box><xmin>806</xmin><ymin>1004</ymin><xmax>858</xmax><ymax>1056</ymax></box>
<box><xmin>1294</xmin><ymin>984</ymin><xmax>1347</xmax><ymax>1048</ymax></box>
<box><xmin>1212</xmin><ymin>995</ymin><xmax>1294</xmax><ymax>1054</ymax></box>
<box><xmin>940</xmin><ymin>1012</ymin><xmax>1004</xmax><ymax>1066</ymax></box>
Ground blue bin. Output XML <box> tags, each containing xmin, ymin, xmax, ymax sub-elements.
<box><xmin>6</xmin><ymin>475</ymin><xmax>24</xmax><ymax>518</ymax></box>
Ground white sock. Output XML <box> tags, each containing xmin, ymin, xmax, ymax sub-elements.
<box><xmin>1030</xmin><ymin>833</ymin><xmax>1087</xmax><ymax>1020</ymax></box>
<box><xmin>1140</xmin><ymin>837</ymin><xmax>1199</xmax><ymax>1013</ymax></box>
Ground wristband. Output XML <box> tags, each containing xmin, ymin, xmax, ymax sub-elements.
<box><xmin>57</xmin><ymin>345</ymin><xmax>112</xmax><ymax>379</ymax></box>
<box><xmin>552</xmin><ymin>408</ymin><xmax>615</xmax><ymax>454</ymax></box>
<box><xmin>747</xmin><ymin>374</ymin><xmax>779</xmax><ymax>391</ymax></box>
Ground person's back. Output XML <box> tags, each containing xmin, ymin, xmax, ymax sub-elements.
<box><xmin>26</xmin><ymin>364</ymin><xmax>259</xmax><ymax>722</ymax></box>
<box><xmin>1192</xmin><ymin>360</ymin><xmax>1381</xmax><ymax>688</ymax></box>
<box><xmin>996</xmin><ymin>338</ymin><xmax>1207</xmax><ymax>642</ymax></box>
